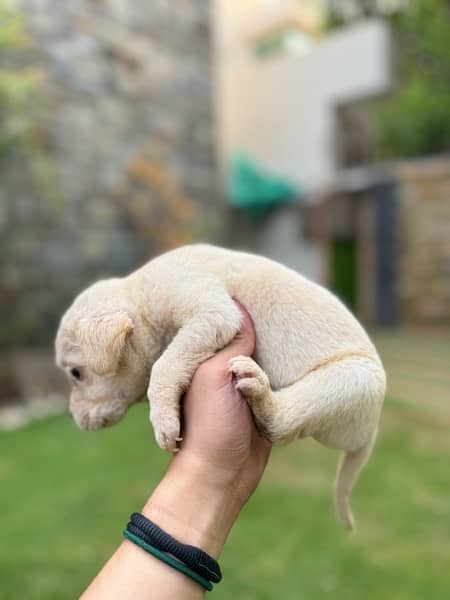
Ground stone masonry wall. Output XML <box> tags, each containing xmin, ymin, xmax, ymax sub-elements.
<box><xmin>1</xmin><ymin>0</ymin><xmax>216</xmax><ymax>351</ymax></box>
<box><xmin>397</xmin><ymin>157</ymin><xmax>450</xmax><ymax>324</ymax></box>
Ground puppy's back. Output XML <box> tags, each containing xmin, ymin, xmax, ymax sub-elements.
<box><xmin>155</xmin><ymin>245</ymin><xmax>379</xmax><ymax>389</ymax></box>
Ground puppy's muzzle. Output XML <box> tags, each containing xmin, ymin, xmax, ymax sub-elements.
<box><xmin>70</xmin><ymin>402</ymin><xmax>126</xmax><ymax>431</ymax></box>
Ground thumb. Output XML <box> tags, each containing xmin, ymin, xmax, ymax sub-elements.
<box><xmin>218</xmin><ymin>300</ymin><xmax>255</xmax><ymax>362</ymax></box>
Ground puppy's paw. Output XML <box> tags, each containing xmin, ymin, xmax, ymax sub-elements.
<box><xmin>150</xmin><ymin>407</ymin><xmax>181</xmax><ymax>453</ymax></box>
<box><xmin>228</xmin><ymin>356</ymin><xmax>271</xmax><ymax>403</ymax></box>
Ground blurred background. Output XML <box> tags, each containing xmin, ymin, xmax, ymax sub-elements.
<box><xmin>1</xmin><ymin>0</ymin><xmax>449</xmax><ymax>598</ymax></box>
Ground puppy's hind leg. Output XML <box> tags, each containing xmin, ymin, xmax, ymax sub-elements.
<box><xmin>229</xmin><ymin>355</ymin><xmax>386</xmax><ymax>528</ymax></box>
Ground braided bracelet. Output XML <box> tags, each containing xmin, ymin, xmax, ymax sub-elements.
<box><xmin>123</xmin><ymin>512</ymin><xmax>222</xmax><ymax>591</ymax></box>
<box><xmin>128</xmin><ymin>512</ymin><xmax>222</xmax><ymax>583</ymax></box>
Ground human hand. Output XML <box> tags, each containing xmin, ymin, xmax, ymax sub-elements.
<box><xmin>174</xmin><ymin>300</ymin><xmax>271</xmax><ymax>500</ymax></box>
<box><xmin>144</xmin><ymin>302</ymin><xmax>271</xmax><ymax>558</ymax></box>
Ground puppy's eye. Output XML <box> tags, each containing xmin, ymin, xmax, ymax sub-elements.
<box><xmin>70</xmin><ymin>368</ymin><xmax>82</xmax><ymax>381</ymax></box>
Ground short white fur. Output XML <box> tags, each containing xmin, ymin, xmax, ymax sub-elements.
<box><xmin>55</xmin><ymin>244</ymin><xmax>386</xmax><ymax>530</ymax></box>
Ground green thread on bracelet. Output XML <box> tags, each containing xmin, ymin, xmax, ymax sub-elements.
<box><xmin>123</xmin><ymin>529</ymin><xmax>213</xmax><ymax>592</ymax></box>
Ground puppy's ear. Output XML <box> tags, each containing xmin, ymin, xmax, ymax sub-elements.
<box><xmin>81</xmin><ymin>311</ymin><xmax>134</xmax><ymax>375</ymax></box>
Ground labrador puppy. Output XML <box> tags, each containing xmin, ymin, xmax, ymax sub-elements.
<box><xmin>55</xmin><ymin>244</ymin><xmax>386</xmax><ymax>529</ymax></box>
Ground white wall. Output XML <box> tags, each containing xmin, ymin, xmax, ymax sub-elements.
<box><xmin>216</xmin><ymin>18</ymin><xmax>392</xmax><ymax>195</ymax></box>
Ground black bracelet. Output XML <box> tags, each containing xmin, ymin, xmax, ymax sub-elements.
<box><xmin>126</xmin><ymin>513</ymin><xmax>222</xmax><ymax>584</ymax></box>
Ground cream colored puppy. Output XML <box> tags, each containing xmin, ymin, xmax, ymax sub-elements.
<box><xmin>55</xmin><ymin>244</ymin><xmax>386</xmax><ymax>529</ymax></box>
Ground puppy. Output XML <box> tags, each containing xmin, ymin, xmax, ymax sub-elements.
<box><xmin>55</xmin><ymin>244</ymin><xmax>386</xmax><ymax>529</ymax></box>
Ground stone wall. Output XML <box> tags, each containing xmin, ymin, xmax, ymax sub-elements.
<box><xmin>1</xmin><ymin>0</ymin><xmax>216</xmax><ymax>351</ymax></box>
<box><xmin>397</xmin><ymin>157</ymin><xmax>450</xmax><ymax>324</ymax></box>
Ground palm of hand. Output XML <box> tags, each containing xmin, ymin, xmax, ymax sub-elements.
<box><xmin>175</xmin><ymin>303</ymin><xmax>271</xmax><ymax>502</ymax></box>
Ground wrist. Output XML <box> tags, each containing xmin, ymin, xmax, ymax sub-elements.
<box><xmin>143</xmin><ymin>454</ymin><xmax>248</xmax><ymax>559</ymax></box>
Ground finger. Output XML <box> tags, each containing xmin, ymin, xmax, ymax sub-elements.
<box><xmin>216</xmin><ymin>299</ymin><xmax>255</xmax><ymax>361</ymax></box>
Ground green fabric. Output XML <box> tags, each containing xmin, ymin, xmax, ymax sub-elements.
<box><xmin>227</xmin><ymin>153</ymin><xmax>298</xmax><ymax>219</ymax></box>
<box><xmin>123</xmin><ymin>529</ymin><xmax>213</xmax><ymax>592</ymax></box>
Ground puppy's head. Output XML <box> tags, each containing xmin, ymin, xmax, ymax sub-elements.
<box><xmin>55</xmin><ymin>279</ymin><xmax>149</xmax><ymax>431</ymax></box>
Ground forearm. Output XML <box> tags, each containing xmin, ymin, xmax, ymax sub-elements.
<box><xmin>81</xmin><ymin>456</ymin><xmax>247</xmax><ymax>600</ymax></box>
<box><xmin>81</xmin><ymin>538</ymin><xmax>202</xmax><ymax>600</ymax></box>
<box><xmin>145</xmin><ymin>454</ymin><xmax>247</xmax><ymax>559</ymax></box>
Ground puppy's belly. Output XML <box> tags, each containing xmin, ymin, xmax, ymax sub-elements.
<box><xmin>230</xmin><ymin>276</ymin><xmax>377</xmax><ymax>390</ymax></box>
<box><xmin>250</xmin><ymin>319</ymin><xmax>376</xmax><ymax>391</ymax></box>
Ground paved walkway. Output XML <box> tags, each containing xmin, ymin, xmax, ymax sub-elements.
<box><xmin>373</xmin><ymin>328</ymin><xmax>450</xmax><ymax>426</ymax></box>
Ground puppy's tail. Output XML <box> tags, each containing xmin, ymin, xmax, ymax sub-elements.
<box><xmin>334</xmin><ymin>429</ymin><xmax>377</xmax><ymax>531</ymax></box>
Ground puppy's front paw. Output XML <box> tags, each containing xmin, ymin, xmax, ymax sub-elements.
<box><xmin>228</xmin><ymin>355</ymin><xmax>271</xmax><ymax>403</ymax></box>
<box><xmin>150</xmin><ymin>407</ymin><xmax>181</xmax><ymax>452</ymax></box>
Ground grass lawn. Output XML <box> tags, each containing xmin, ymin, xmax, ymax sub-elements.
<box><xmin>1</xmin><ymin>331</ymin><xmax>450</xmax><ymax>599</ymax></box>
<box><xmin>1</xmin><ymin>401</ymin><xmax>449</xmax><ymax>599</ymax></box>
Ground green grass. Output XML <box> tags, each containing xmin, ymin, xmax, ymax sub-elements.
<box><xmin>1</xmin><ymin>394</ymin><xmax>449</xmax><ymax>600</ymax></box>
